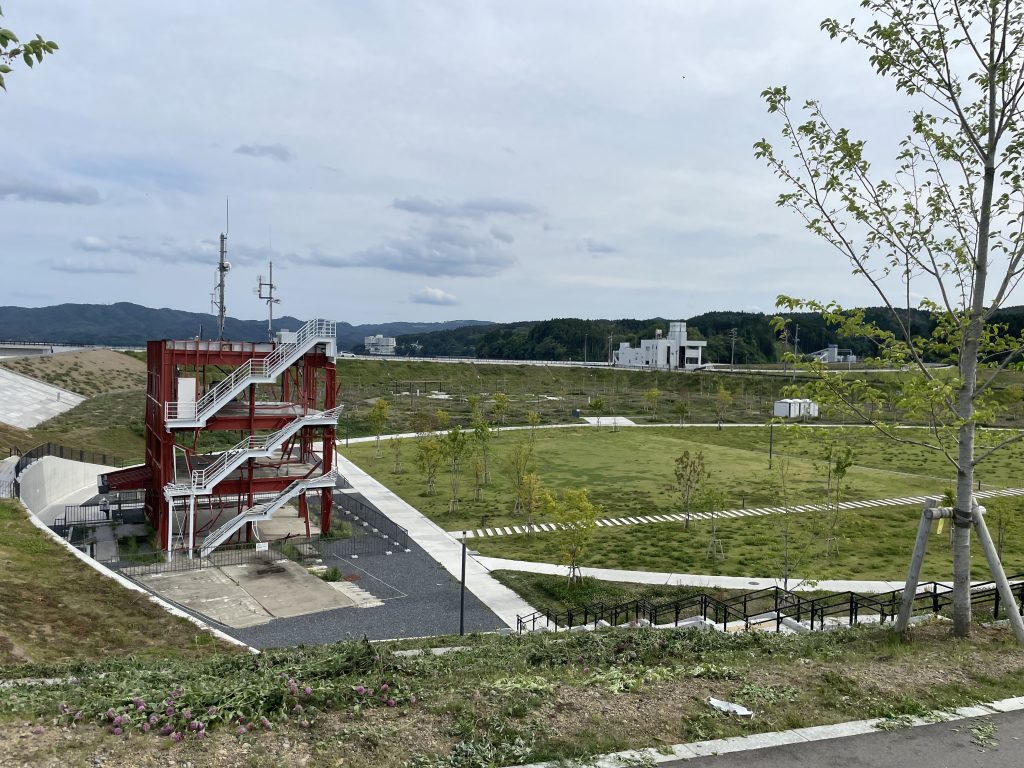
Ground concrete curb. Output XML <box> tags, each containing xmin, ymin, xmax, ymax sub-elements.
<box><xmin>15</xmin><ymin>501</ymin><xmax>256</xmax><ymax>654</ymax></box>
<box><xmin>510</xmin><ymin>696</ymin><xmax>1024</xmax><ymax>767</ymax></box>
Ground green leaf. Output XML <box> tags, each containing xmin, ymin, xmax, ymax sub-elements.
<box><xmin>0</xmin><ymin>73</ymin><xmax>5</xmax><ymax>91</ymax></box>
<box><xmin>22</xmin><ymin>51</ymin><xmax>31</xmax><ymax>67</ymax></box>
<box><xmin>0</xmin><ymin>64</ymin><xmax>10</xmax><ymax>74</ymax></box>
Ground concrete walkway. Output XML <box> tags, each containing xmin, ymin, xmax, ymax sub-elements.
<box><xmin>474</xmin><ymin>555</ymin><xmax>916</xmax><ymax>593</ymax></box>
<box><xmin>333</xmin><ymin>450</ymin><xmax>538</xmax><ymax>629</ymax></box>
<box><xmin>452</xmin><ymin>486</ymin><xmax>1024</xmax><ymax>539</ymax></box>
<box><xmin>0</xmin><ymin>367</ymin><xmax>85</xmax><ymax>428</ymax></box>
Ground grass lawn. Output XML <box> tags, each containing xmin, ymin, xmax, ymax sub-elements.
<box><xmin>473</xmin><ymin>496</ymin><xmax>1024</xmax><ymax>583</ymax></box>
<box><xmin>340</xmin><ymin>426</ymin><xmax>1023</xmax><ymax>533</ymax></box>
<box><xmin>0</xmin><ymin>500</ymin><xmax>236</xmax><ymax>667</ymax></box>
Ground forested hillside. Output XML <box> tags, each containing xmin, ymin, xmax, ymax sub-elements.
<box><xmin>397</xmin><ymin>307</ymin><xmax>1024</xmax><ymax>364</ymax></box>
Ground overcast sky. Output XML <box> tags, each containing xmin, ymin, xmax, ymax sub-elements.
<box><xmin>1</xmin><ymin>1</ymin><xmax>916</xmax><ymax>324</ymax></box>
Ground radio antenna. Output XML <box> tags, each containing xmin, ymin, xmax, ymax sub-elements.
<box><xmin>257</xmin><ymin>261</ymin><xmax>280</xmax><ymax>343</ymax></box>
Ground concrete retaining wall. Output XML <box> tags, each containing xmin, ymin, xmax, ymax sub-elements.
<box><xmin>18</xmin><ymin>455</ymin><xmax>109</xmax><ymax>514</ymax></box>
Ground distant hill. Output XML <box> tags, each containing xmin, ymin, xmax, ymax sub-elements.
<box><xmin>0</xmin><ymin>302</ymin><xmax>493</xmax><ymax>348</ymax></box>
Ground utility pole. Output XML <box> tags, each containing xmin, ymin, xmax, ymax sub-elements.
<box><xmin>257</xmin><ymin>261</ymin><xmax>280</xmax><ymax>343</ymax></box>
<box><xmin>607</xmin><ymin>333</ymin><xmax>613</xmax><ymax>364</ymax></box>
<box><xmin>729</xmin><ymin>328</ymin><xmax>738</xmax><ymax>371</ymax></box>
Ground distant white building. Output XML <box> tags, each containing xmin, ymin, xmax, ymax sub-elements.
<box><xmin>807</xmin><ymin>344</ymin><xmax>857</xmax><ymax>364</ymax></box>
<box><xmin>364</xmin><ymin>334</ymin><xmax>397</xmax><ymax>356</ymax></box>
<box><xmin>773</xmin><ymin>398</ymin><xmax>819</xmax><ymax>419</ymax></box>
<box><xmin>612</xmin><ymin>321</ymin><xmax>707</xmax><ymax>371</ymax></box>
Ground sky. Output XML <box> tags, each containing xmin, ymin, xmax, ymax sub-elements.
<box><xmin>1</xmin><ymin>1</ymin><xmax>918</xmax><ymax>325</ymax></box>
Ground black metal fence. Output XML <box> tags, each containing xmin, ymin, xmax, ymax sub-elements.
<box><xmin>332</xmin><ymin>485</ymin><xmax>410</xmax><ymax>552</ymax></box>
<box><xmin>12</xmin><ymin>442</ymin><xmax>138</xmax><ymax>496</ymax></box>
<box><xmin>517</xmin><ymin>575</ymin><xmax>1024</xmax><ymax>633</ymax></box>
<box><xmin>0</xmin><ymin>481</ymin><xmax>15</xmax><ymax>499</ymax></box>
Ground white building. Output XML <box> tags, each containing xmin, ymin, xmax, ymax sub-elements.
<box><xmin>612</xmin><ymin>321</ymin><xmax>706</xmax><ymax>371</ymax></box>
<box><xmin>773</xmin><ymin>398</ymin><xmax>819</xmax><ymax>419</ymax></box>
<box><xmin>364</xmin><ymin>334</ymin><xmax>397</xmax><ymax>356</ymax></box>
<box><xmin>807</xmin><ymin>344</ymin><xmax>857</xmax><ymax>364</ymax></box>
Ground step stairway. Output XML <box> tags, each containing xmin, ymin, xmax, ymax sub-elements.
<box><xmin>165</xmin><ymin>318</ymin><xmax>336</xmax><ymax>429</ymax></box>
<box><xmin>199</xmin><ymin>468</ymin><xmax>338</xmax><ymax>557</ymax></box>
<box><xmin>163</xmin><ymin>406</ymin><xmax>342</xmax><ymax>499</ymax></box>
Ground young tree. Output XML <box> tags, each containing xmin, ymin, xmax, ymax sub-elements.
<box><xmin>755</xmin><ymin>0</ymin><xmax>1024</xmax><ymax>636</ymax></box>
<box><xmin>767</xmin><ymin>458</ymin><xmax>816</xmax><ymax>591</ymax></box>
<box><xmin>520</xmin><ymin>472</ymin><xmax>544</xmax><ymax>531</ymax></box>
<box><xmin>591</xmin><ymin>397</ymin><xmax>607</xmax><ymax>430</ymax></box>
<box><xmin>697</xmin><ymin>486</ymin><xmax>728</xmax><ymax>560</ymax></box>
<box><xmin>545</xmin><ymin>487</ymin><xmax>600</xmax><ymax>583</ymax></box>
<box><xmin>673</xmin><ymin>400</ymin><xmax>690</xmax><ymax>426</ymax></box>
<box><xmin>492</xmin><ymin>392</ymin><xmax>510</xmax><ymax>429</ymax></box>
<box><xmin>713</xmin><ymin>384</ymin><xmax>732</xmax><ymax>430</ymax></box>
<box><xmin>472</xmin><ymin>417</ymin><xmax>494</xmax><ymax>484</ymax></box>
<box><xmin>674</xmin><ymin>450</ymin><xmax>707</xmax><ymax>530</ymax></box>
<box><xmin>821</xmin><ymin>438</ymin><xmax>855</xmax><ymax>554</ymax></box>
<box><xmin>644</xmin><ymin>387</ymin><xmax>662</xmax><ymax>418</ymax></box>
<box><xmin>368</xmin><ymin>398</ymin><xmax>391</xmax><ymax>458</ymax></box>
<box><xmin>415</xmin><ymin>435</ymin><xmax>443</xmax><ymax>496</ymax></box>
<box><xmin>526</xmin><ymin>409</ymin><xmax>541</xmax><ymax>438</ymax></box>
<box><xmin>441</xmin><ymin>426</ymin><xmax>472</xmax><ymax>514</ymax></box>
<box><xmin>434</xmin><ymin>409</ymin><xmax>451</xmax><ymax>432</ymax></box>
<box><xmin>505</xmin><ymin>438</ymin><xmax>535</xmax><ymax>516</ymax></box>
<box><xmin>0</xmin><ymin>8</ymin><xmax>58</xmax><ymax>92</ymax></box>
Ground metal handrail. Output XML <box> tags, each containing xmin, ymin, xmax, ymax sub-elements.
<box><xmin>199</xmin><ymin>468</ymin><xmax>338</xmax><ymax>556</ymax></box>
<box><xmin>165</xmin><ymin>405</ymin><xmax>343</xmax><ymax>496</ymax></box>
<box><xmin>165</xmin><ymin>318</ymin><xmax>336</xmax><ymax>424</ymax></box>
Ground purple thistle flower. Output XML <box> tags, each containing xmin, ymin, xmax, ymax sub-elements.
<box><xmin>303</xmin><ymin>686</ymin><xmax>312</xmax><ymax>696</ymax></box>
<box><xmin>148</xmin><ymin>714</ymin><xmax>158</xmax><ymax>725</ymax></box>
<box><xmin>207</xmin><ymin>706</ymin><xmax>218</xmax><ymax>716</ymax></box>
<box><xmin>182</xmin><ymin>709</ymin><xmax>192</xmax><ymax>720</ymax></box>
<box><xmin>57</xmin><ymin>703</ymin><xmax>69</xmax><ymax>715</ymax></box>
<box><xmin>292</xmin><ymin>704</ymin><xmax>303</xmax><ymax>714</ymax></box>
<box><xmin>260</xmin><ymin>717</ymin><xmax>272</xmax><ymax>730</ymax></box>
<box><xmin>355</xmin><ymin>685</ymin><xmax>366</xmax><ymax>695</ymax></box>
<box><xmin>136</xmin><ymin>702</ymin><xmax>146</xmax><ymax>711</ymax></box>
<box><xmin>387</xmin><ymin>698</ymin><xmax>396</xmax><ymax>708</ymax></box>
<box><xmin>195</xmin><ymin>729</ymin><xmax>206</xmax><ymax>740</ymax></box>
<box><xmin>410</xmin><ymin>694</ymin><xmax>417</xmax><ymax>705</ymax></box>
<box><xmin>112</xmin><ymin>727</ymin><xmax>123</xmax><ymax>737</ymax></box>
<box><xmin>236</xmin><ymin>726</ymin><xmax>246</xmax><ymax>736</ymax></box>
<box><xmin>112</xmin><ymin>716</ymin><xmax>123</xmax><ymax>727</ymax></box>
<box><xmin>142</xmin><ymin>723</ymin><xmax>151</xmax><ymax>733</ymax></box>
<box><xmin>159</xmin><ymin>725</ymin><xmax>173</xmax><ymax>737</ymax></box>
<box><xmin>171</xmin><ymin>731</ymin><xmax>184</xmax><ymax>743</ymax></box>
<box><xmin>381</xmin><ymin>683</ymin><xmax>389</xmax><ymax>692</ymax></box>
<box><xmin>165</xmin><ymin>706</ymin><xmax>175</xmax><ymax>717</ymax></box>
<box><xmin>73</xmin><ymin>712</ymin><xmax>82</xmax><ymax>721</ymax></box>
<box><xmin>105</xmin><ymin>708</ymin><xmax>115</xmax><ymax>721</ymax></box>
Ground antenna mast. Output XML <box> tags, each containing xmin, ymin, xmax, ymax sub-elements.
<box><xmin>213</xmin><ymin>200</ymin><xmax>231</xmax><ymax>341</ymax></box>
<box><xmin>257</xmin><ymin>261</ymin><xmax>280</xmax><ymax>343</ymax></box>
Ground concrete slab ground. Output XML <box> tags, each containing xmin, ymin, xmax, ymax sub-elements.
<box><xmin>0</xmin><ymin>367</ymin><xmax>85</xmax><ymax>428</ymax></box>
<box><xmin>138</xmin><ymin>558</ymin><xmax>357</xmax><ymax>629</ymax></box>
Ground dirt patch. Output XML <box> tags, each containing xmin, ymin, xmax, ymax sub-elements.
<box><xmin>1</xmin><ymin>350</ymin><xmax>146</xmax><ymax>398</ymax></box>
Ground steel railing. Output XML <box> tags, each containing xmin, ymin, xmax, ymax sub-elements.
<box><xmin>165</xmin><ymin>318</ymin><xmax>336</xmax><ymax>425</ymax></box>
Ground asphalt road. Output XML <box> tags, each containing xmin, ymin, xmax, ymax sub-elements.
<box><xmin>664</xmin><ymin>710</ymin><xmax>1024</xmax><ymax>768</ymax></box>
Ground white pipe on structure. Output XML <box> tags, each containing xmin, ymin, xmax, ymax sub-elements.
<box><xmin>973</xmin><ymin>504</ymin><xmax>1024</xmax><ymax>645</ymax></box>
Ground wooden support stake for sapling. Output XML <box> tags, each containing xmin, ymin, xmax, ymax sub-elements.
<box><xmin>896</xmin><ymin>498</ymin><xmax>940</xmax><ymax>633</ymax></box>
<box><xmin>973</xmin><ymin>504</ymin><xmax>1024</xmax><ymax>645</ymax></box>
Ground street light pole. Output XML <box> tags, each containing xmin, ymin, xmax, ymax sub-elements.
<box><xmin>459</xmin><ymin>531</ymin><xmax>467</xmax><ymax>636</ymax></box>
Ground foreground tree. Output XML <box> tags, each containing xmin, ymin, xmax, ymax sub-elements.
<box><xmin>0</xmin><ymin>7</ymin><xmax>58</xmax><ymax>91</ymax></box>
<box><xmin>755</xmin><ymin>0</ymin><xmax>1024</xmax><ymax>637</ymax></box>
<box><xmin>441</xmin><ymin>427</ymin><xmax>472</xmax><ymax>514</ymax></box>
<box><xmin>415</xmin><ymin>435</ymin><xmax>443</xmax><ymax>496</ymax></box>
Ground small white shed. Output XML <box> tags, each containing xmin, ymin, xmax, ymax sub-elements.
<box><xmin>773</xmin><ymin>398</ymin><xmax>819</xmax><ymax>419</ymax></box>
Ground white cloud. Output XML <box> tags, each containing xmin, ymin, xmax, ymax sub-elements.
<box><xmin>411</xmin><ymin>286</ymin><xmax>458</xmax><ymax>305</ymax></box>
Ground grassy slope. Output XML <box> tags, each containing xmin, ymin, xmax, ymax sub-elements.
<box><xmin>3</xmin><ymin>624</ymin><xmax>1024</xmax><ymax>767</ymax></box>
<box><xmin>0</xmin><ymin>501</ymin><xmax>235</xmax><ymax>667</ymax></box>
